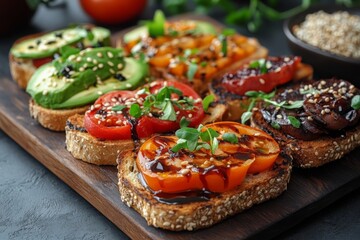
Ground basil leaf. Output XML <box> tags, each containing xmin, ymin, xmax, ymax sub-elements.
<box><xmin>288</xmin><ymin>116</ymin><xmax>301</xmax><ymax>128</ymax></box>
<box><xmin>171</xmin><ymin>139</ymin><xmax>187</xmax><ymax>153</ymax></box>
<box><xmin>160</xmin><ymin>101</ymin><xmax>176</xmax><ymax>121</ymax></box>
<box><xmin>184</xmin><ymin>48</ymin><xmax>199</xmax><ymax>58</ymax></box>
<box><xmin>147</xmin><ymin>10</ymin><xmax>165</xmax><ymax>37</ymax></box>
<box><xmin>271</xmin><ymin>121</ymin><xmax>280</xmax><ymax>129</ymax></box>
<box><xmin>245</xmin><ymin>91</ymin><xmax>261</xmax><ymax>98</ymax></box>
<box><xmin>187</xmin><ymin>62</ymin><xmax>198</xmax><ymax>81</ymax></box>
<box><xmin>222</xmin><ymin>133</ymin><xmax>238</xmax><ymax>144</ymax></box>
<box><xmin>222</xmin><ymin>28</ymin><xmax>236</xmax><ymax>36</ymax></box>
<box><xmin>351</xmin><ymin>95</ymin><xmax>360</xmax><ymax>110</ymax></box>
<box><xmin>202</xmin><ymin>94</ymin><xmax>214</xmax><ymax>111</ymax></box>
<box><xmin>282</xmin><ymin>100</ymin><xmax>304</xmax><ymax>109</ymax></box>
<box><xmin>249</xmin><ymin>59</ymin><xmax>267</xmax><ymax>74</ymax></box>
<box><xmin>167</xmin><ymin>86</ymin><xmax>183</xmax><ymax>97</ymax></box>
<box><xmin>211</xmin><ymin>137</ymin><xmax>219</xmax><ymax>154</ymax></box>
<box><xmin>175</xmin><ymin>127</ymin><xmax>200</xmax><ymax>142</ymax></box>
<box><xmin>59</xmin><ymin>46</ymin><xmax>81</xmax><ymax>60</ymax></box>
<box><xmin>129</xmin><ymin>104</ymin><xmax>142</xmax><ymax>118</ymax></box>
<box><xmin>195</xmin><ymin>142</ymin><xmax>210</xmax><ymax>151</ymax></box>
<box><xmin>241</xmin><ymin>111</ymin><xmax>253</xmax><ymax>124</ymax></box>
<box><xmin>179</xmin><ymin>117</ymin><xmax>190</xmax><ymax>128</ymax></box>
<box><xmin>86</xmin><ymin>30</ymin><xmax>95</xmax><ymax>41</ymax></box>
<box><xmin>111</xmin><ymin>105</ymin><xmax>126</xmax><ymax>112</ymax></box>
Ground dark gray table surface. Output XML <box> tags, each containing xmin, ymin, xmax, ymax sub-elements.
<box><xmin>0</xmin><ymin>1</ymin><xmax>359</xmax><ymax>239</ymax></box>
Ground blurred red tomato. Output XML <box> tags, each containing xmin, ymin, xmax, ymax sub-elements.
<box><xmin>80</xmin><ymin>0</ymin><xmax>147</xmax><ymax>24</ymax></box>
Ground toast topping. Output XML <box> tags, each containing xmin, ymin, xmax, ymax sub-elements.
<box><xmin>83</xmin><ymin>80</ymin><xmax>205</xmax><ymax>140</ymax></box>
<box><xmin>212</xmin><ymin>56</ymin><xmax>301</xmax><ymax>97</ymax></box>
<box><xmin>136</xmin><ymin>122</ymin><xmax>280</xmax><ymax>201</ymax></box>
<box><xmin>260</xmin><ymin>79</ymin><xmax>360</xmax><ymax>140</ymax></box>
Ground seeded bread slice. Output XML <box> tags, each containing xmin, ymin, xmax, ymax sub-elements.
<box><xmin>9</xmin><ymin>33</ymin><xmax>45</xmax><ymax>89</ymax></box>
<box><xmin>29</xmin><ymin>99</ymin><xmax>89</xmax><ymax>131</ymax></box>
<box><xmin>251</xmin><ymin>109</ymin><xmax>360</xmax><ymax>168</ymax></box>
<box><xmin>65</xmin><ymin>103</ymin><xmax>227</xmax><ymax>165</ymax></box>
<box><xmin>117</xmin><ymin>150</ymin><xmax>291</xmax><ymax>231</ymax></box>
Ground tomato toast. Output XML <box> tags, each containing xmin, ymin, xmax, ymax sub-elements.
<box><xmin>118</xmin><ymin>11</ymin><xmax>268</xmax><ymax>94</ymax></box>
<box><xmin>117</xmin><ymin>122</ymin><xmax>291</xmax><ymax>230</ymax></box>
<box><xmin>251</xmin><ymin>79</ymin><xmax>360</xmax><ymax>168</ymax></box>
<box><xmin>65</xmin><ymin>80</ymin><xmax>226</xmax><ymax>165</ymax></box>
<box><xmin>210</xmin><ymin>56</ymin><xmax>313</xmax><ymax>121</ymax></box>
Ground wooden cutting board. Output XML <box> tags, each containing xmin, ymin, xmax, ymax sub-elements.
<box><xmin>1</xmin><ymin>14</ymin><xmax>360</xmax><ymax>240</ymax></box>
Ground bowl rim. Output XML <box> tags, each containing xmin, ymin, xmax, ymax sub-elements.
<box><xmin>283</xmin><ymin>4</ymin><xmax>360</xmax><ymax>65</ymax></box>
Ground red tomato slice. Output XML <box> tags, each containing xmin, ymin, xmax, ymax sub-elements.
<box><xmin>84</xmin><ymin>80</ymin><xmax>205</xmax><ymax>140</ymax></box>
<box><xmin>137</xmin><ymin>122</ymin><xmax>280</xmax><ymax>194</ymax></box>
<box><xmin>221</xmin><ymin>56</ymin><xmax>301</xmax><ymax>96</ymax></box>
<box><xmin>32</xmin><ymin>57</ymin><xmax>53</xmax><ymax>68</ymax></box>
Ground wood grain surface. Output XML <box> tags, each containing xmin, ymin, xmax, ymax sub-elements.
<box><xmin>1</xmin><ymin>14</ymin><xmax>360</xmax><ymax>240</ymax></box>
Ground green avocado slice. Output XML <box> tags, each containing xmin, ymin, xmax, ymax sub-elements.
<box><xmin>11</xmin><ymin>26</ymin><xmax>111</xmax><ymax>59</ymax></box>
<box><xmin>50</xmin><ymin>58</ymin><xmax>148</xmax><ymax>109</ymax></box>
<box><xmin>27</xmin><ymin>47</ymin><xmax>148</xmax><ymax>109</ymax></box>
<box><xmin>123</xmin><ymin>20</ymin><xmax>217</xmax><ymax>43</ymax></box>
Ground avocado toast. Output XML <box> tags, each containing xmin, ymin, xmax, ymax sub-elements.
<box><xmin>26</xmin><ymin>47</ymin><xmax>149</xmax><ymax>131</ymax></box>
<box><xmin>10</xmin><ymin>25</ymin><xmax>111</xmax><ymax>89</ymax></box>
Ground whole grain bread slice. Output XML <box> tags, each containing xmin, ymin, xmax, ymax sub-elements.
<box><xmin>9</xmin><ymin>32</ymin><xmax>45</xmax><ymax>89</ymax></box>
<box><xmin>251</xmin><ymin>109</ymin><xmax>360</xmax><ymax>168</ymax></box>
<box><xmin>117</xmin><ymin>150</ymin><xmax>291</xmax><ymax>231</ymax></box>
<box><xmin>29</xmin><ymin>99</ymin><xmax>89</xmax><ymax>131</ymax></box>
<box><xmin>65</xmin><ymin>103</ymin><xmax>227</xmax><ymax>165</ymax></box>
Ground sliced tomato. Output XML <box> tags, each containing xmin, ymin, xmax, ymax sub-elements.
<box><xmin>32</xmin><ymin>56</ymin><xmax>53</xmax><ymax>68</ymax></box>
<box><xmin>221</xmin><ymin>56</ymin><xmax>301</xmax><ymax>96</ymax></box>
<box><xmin>137</xmin><ymin>122</ymin><xmax>280</xmax><ymax>194</ymax></box>
<box><xmin>84</xmin><ymin>80</ymin><xmax>205</xmax><ymax>140</ymax></box>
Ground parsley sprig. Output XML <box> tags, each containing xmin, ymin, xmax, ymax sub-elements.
<box><xmin>241</xmin><ymin>90</ymin><xmax>304</xmax><ymax>128</ymax></box>
<box><xmin>172</xmin><ymin>119</ymin><xmax>238</xmax><ymax>154</ymax></box>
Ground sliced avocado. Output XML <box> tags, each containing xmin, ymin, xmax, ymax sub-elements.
<box><xmin>123</xmin><ymin>26</ymin><xmax>148</xmax><ymax>44</ymax></box>
<box><xmin>27</xmin><ymin>48</ymin><xmax>148</xmax><ymax>109</ymax></box>
<box><xmin>27</xmin><ymin>47</ymin><xmax>126</xmax><ymax>108</ymax></box>
<box><xmin>123</xmin><ymin>21</ymin><xmax>217</xmax><ymax>43</ymax></box>
<box><xmin>53</xmin><ymin>58</ymin><xmax>148</xmax><ymax>109</ymax></box>
<box><xmin>82</xmin><ymin>27</ymin><xmax>111</xmax><ymax>47</ymax></box>
<box><xmin>11</xmin><ymin>26</ymin><xmax>111</xmax><ymax>59</ymax></box>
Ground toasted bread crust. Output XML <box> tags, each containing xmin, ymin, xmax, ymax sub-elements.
<box><xmin>65</xmin><ymin>114</ymin><xmax>134</xmax><ymax>165</ymax></box>
<box><xmin>29</xmin><ymin>99</ymin><xmax>89</xmax><ymax>131</ymax></box>
<box><xmin>117</xmin><ymin>151</ymin><xmax>291</xmax><ymax>231</ymax></box>
<box><xmin>9</xmin><ymin>32</ymin><xmax>46</xmax><ymax>89</ymax></box>
<box><xmin>251</xmin><ymin>109</ymin><xmax>360</xmax><ymax>168</ymax></box>
<box><xmin>65</xmin><ymin>103</ymin><xmax>226</xmax><ymax>165</ymax></box>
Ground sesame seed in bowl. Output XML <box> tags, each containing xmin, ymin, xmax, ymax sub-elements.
<box><xmin>283</xmin><ymin>4</ymin><xmax>360</xmax><ymax>85</ymax></box>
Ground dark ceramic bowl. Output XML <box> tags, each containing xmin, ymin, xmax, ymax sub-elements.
<box><xmin>283</xmin><ymin>4</ymin><xmax>360</xmax><ymax>86</ymax></box>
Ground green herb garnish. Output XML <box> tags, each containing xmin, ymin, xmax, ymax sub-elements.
<box><xmin>146</xmin><ymin>10</ymin><xmax>166</xmax><ymax>37</ymax></box>
<box><xmin>112</xmin><ymin>105</ymin><xmax>126</xmax><ymax>112</ymax></box>
<box><xmin>249</xmin><ymin>59</ymin><xmax>268</xmax><ymax>74</ymax></box>
<box><xmin>172</xmin><ymin>125</ymin><xmax>239</xmax><ymax>154</ymax></box>
<box><xmin>218</xmin><ymin>28</ymin><xmax>236</xmax><ymax>57</ymax></box>
<box><xmin>271</xmin><ymin>121</ymin><xmax>280</xmax><ymax>129</ymax></box>
<box><xmin>288</xmin><ymin>116</ymin><xmax>301</xmax><ymax>128</ymax></box>
<box><xmin>222</xmin><ymin>132</ymin><xmax>239</xmax><ymax>144</ymax></box>
<box><xmin>187</xmin><ymin>62</ymin><xmax>198</xmax><ymax>81</ymax></box>
<box><xmin>129</xmin><ymin>86</ymin><xmax>196</xmax><ymax>121</ymax></box>
<box><xmin>240</xmin><ymin>90</ymin><xmax>304</xmax><ymax>124</ymax></box>
<box><xmin>202</xmin><ymin>94</ymin><xmax>215</xmax><ymax>112</ymax></box>
<box><xmin>351</xmin><ymin>95</ymin><xmax>360</xmax><ymax>110</ymax></box>
<box><xmin>129</xmin><ymin>104</ymin><xmax>142</xmax><ymax>118</ymax></box>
